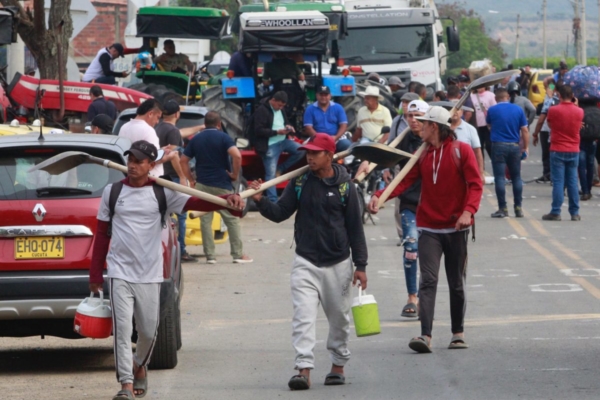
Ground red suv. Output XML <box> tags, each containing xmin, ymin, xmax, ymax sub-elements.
<box><xmin>0</xmin><ymin>133</ymin><xmax>183</xmax><ymax>369</ymax></box>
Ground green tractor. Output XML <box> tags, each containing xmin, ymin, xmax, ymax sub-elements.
<box><xmin>128</xmin><ymin>6</ymin><xmax>230</xmax><ymax>104</ymax></box>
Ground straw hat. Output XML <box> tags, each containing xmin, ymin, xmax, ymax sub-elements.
<box><xmin>358</xmin><ymin>85</ymin><xmax>383</xmax><ymax>101</ymax></box>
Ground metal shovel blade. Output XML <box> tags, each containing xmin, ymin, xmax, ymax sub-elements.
<box><xmin>27</xmin><ymin>151</ymin><xmax>91</xmax><ymax>175</ymax></box>
<box><xmin>351</xmin><ymin>142</ymin><xmax>414</xmax><ymax>169</ymax></box>
<box><xmin>469</xmin><ymin>69</ymin><xmax>520</xmax><ymax>91</ymax></box>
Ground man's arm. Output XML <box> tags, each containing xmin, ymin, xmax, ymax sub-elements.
<box><xmin>524</xmin><ymin>99</ymin><xmax>537</xmax><ymax>126</ymax></box>
<box><xmin>87</xmin><ymin>103</ymin><xmax>97</xmax><ymax>121</ymax></box>
<box><xmin>532</xmin><ymin>113</ymin><xmax>546</xmax><ymax>146</ymax></box>
<box><xmin>180</xmin><ymin>125</ymin><xmax>205</xmax><ymax>138</ymax></box>
<box><xmin>185</xmin><ymin>56</ymin><xmax>195</xmax><ymax>74</ymax></box>
<box><xmin>303</xmin><ymin>125</ymin><xmax>317</xmax><ymax>137</ymax></box>
<box><xmin>334</xmin><ymin>123</ymin><xmax>348</xmax><ymax>141</ymax></box>
<box><xmin>169</xmin><ymin>151</ymin><xmax>187</xmax><ymax>184</ymax></box>
<box><xmin>180</xmin><ymin>154</ymin><xmax>195</xmax><ymax>187</ymax></box>
<box><xmin>227</xmin><ymin>146</ymin><xmax>242</xmax><ymax>181</ymax></box>
<box><xmin>345</xmin><ymin>183</ymin><xmax>368</xmax><ymax>272</ymax></box>
<box><xmin>353</xmin><ymin>127</ymin><xmax>363</xmax><ymax>142</ymax></box>
<box><xmin>520</xmin><ymin>126</ymin><xmax>529</xmax><ymax>154</ymax></box>
<box><xmin>474</xmin><ymin>147</ymin><xmax>485</xmax><ymax>182</ymax></box>
<box><xmin>99</xmin><ymin>53</ymin><xmax>125</xmax><ymax>77</ymax></box>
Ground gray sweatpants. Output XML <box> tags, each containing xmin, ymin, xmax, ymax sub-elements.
<box><xmin>290</xmin><ymin>255</ymin><xmax>353</xmax><ymax>370</ymax></box>
<box><xmin>110</xmin><ymin>278</ymin><xmax>161</xmax><ymax>384</ymax></box>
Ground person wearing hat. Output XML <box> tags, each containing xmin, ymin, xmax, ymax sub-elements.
<box><xmin>354</xmin><ymin>86</ymin><xmax>392</xmax><ymax>143</ymax></box>
<box><xmin>87</xmin><ymin>85</ymin><xmax>117</xmax><ymax>122</ymax></box>
<box><xmin>554</xmin><ymin>61</ymin><xmax>569</xmax><ymax>83</ymax></box>
<box><xmin>368</xmin><ymin>106</ymin><xmax>483</xmax><ymax>353</ymax></box>
<box><xmin>90</xmin><ymin>114</ymin><xmax>114</xmax><ymax>135</ymax></box>
<box><xmin>154</xmin><ymin>40</ymin><xmax>195</xmax><ymax>75</ymax></box>
<box><xmin>303</xmin><ymin>85</ymin><xmax>350</xmax><ymax>152</ymax></box>
<box><xmin>83</xmin><ymin>43</ymin><xmax>130</xmax><ymax>84</ymax></box>
<box><xmin>155</xmin><ymin>100</ymin><xmax>196</xmax><ymax>262</ymax></box>
<box><xmin>388</xmin><ymin>76</ymin><xmax>406</xmax><ymax>94</ymax></box>
<box><xmin>89</xmin><ymin>140</ymin><xmax>244</xmax><ymax>400</ymax></box>
<box><xmin>248</xmin><ymin>133</ymin><xmax>368</xmax><ymax>391</ymax></box>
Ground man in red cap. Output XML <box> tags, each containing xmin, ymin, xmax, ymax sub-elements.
<box><xmin>249</xmin><ymin>133</ymin><xmax>368</xmax><ymax>391</ymax></box>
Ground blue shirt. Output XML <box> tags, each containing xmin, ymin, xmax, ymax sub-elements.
<box><xmin>303</xmin><ymin>101</ymin><xmax>348</xmax><ymax>136</ymax></box>
<box><xmin>183</xmin><ymin>128</ymin><xmax>235</xmax><ymax>190</ymax></box>
<box><xmin>486</xmin><ymin>102</ymin><xmax>527</xmax><ymax>143</ymax></box>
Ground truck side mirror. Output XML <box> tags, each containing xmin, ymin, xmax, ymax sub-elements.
<box><xmin>446</xmin><ymin>26</ymin><xmax>460</xmax><ymax>52</ymax></box>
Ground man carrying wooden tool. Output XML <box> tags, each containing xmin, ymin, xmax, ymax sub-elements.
<box><xmin>368</xmin><ymin>106</ymin><xmax>483</xmax><ymax>354</ymax></box>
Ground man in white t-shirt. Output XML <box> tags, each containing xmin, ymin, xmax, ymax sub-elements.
<box><xmin>89</xmin><ymin>140</ymin><xmax>243</xmax><ymax>400</ymax></box>
<box><xmin>118</xmin><ymin>99</ymin><xmax>181</xmax><ymax>179</ymax></box>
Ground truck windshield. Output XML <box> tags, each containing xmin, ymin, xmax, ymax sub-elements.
<box><xmin>339</xmin><ymin>25</ymin><xmax>434</xmax><ymax>64</ymax></box>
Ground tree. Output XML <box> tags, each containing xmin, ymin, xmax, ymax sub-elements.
<box><xmin>438</xmin><ymin>2</ymin><xmax>506</xmax><ymax>78</ymax></box>
<box><xmin>0</xmin><ymin>0</ymin><xmax>73</xmax><ymax>80</ymax></box>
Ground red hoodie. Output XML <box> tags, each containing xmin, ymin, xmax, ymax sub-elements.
<box><xmin>375</xmin><ymin>138</ymin><xmax>483</xmax><ymax>230</ymax></box>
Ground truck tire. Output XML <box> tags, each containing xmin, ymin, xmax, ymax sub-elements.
<box><xmin>148</xmin><ymin>300</ymin><xmax>178</xmax><ymax>370</ymax></box>
<box><xmin>199</xmin><ymin>86</ymin><xmax>244</xmax><ymax>139</ymax></box>
<box><xmin>128</xmin><ymin>83</ymin><xmax>148</xmax><ymax>94</ymax></box>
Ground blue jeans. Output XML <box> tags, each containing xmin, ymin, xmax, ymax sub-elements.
<box><xmin>550</xmin><ymin>151</ymin><xmax>580</xmax><ymax>216</ymax></box>
<box><xmin>91</xmin><ymin>76</ymin><xmax>117</xmax><ymax>85</ymax></box>
<box><xmin>400</xmin><ymin>209</ymin><xmax>418</xmax><ymax>295</ymax></box>
<box><xmin>171</xmin><ymin>176</ymin><xmax>187</xmax><ymax>255</ymax></box>
<box><xmin>579</xmin><ymin>141</ymin><xmax>596</xmax><ymax>195</ymax></box>
<box><xmin>491</xmin><ymin>142</ymin><xmax>523</xmax><ymax>209</ymax></box>
<box><xmin>261</xmin><ymin>139</ymin><xmax>305</xmax><ymax>202</ymax></box>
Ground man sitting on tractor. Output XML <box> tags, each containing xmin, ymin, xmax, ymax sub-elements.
<box><xmin>83</xmin><ymin>43</ymin><xmax>130</xmax><ymax>85</ymax></box>
<box><xmin>353</xmin><ymin>86</ymin><xmax>393</xmax><ymax>144</ymax></box>
<box><xmin>303</xmin><ymin>85</ymin><xmax>350</xmax><ymax>152</ymax></box>
<box><xmin>154</xmin><ymin>40</ymin><xmax>195</xmax><ymax>75</ymax></box>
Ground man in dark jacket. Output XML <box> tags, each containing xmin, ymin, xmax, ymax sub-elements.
<box><xmin>87</xmin><ymin>85</ymin><xmax>117</xmax><ymax>122</ymax></box>
<box><xmin>252</xmin><ymin>91</ymin><xmax>304</xmax><ymax>202</ymax></box>
<box><xmin>249</xmin><ymin>134</ymin><xmax>368</xmax><ymax>391</ymax></box>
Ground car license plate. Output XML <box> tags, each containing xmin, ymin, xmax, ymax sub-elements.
<box><xmin>15</xmin><ymin>236</ymin><xmax>64</xmax><ymax>259</ymax></box>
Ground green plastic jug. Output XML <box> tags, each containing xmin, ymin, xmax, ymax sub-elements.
<box><xmin>351</xmin><ymin>286</ymin><xmax>381</xmax><ymax>337</ymax></box>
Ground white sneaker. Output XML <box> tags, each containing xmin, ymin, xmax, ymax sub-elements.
<box><xmin>233</xmin><ymin>255</ymin><xmax>253</xmax><ymax>264</ymax></box>
<box><xmin>207</xmin><ymin>258</ymin><xmax>217</xmax><ymax>264</ymax></box>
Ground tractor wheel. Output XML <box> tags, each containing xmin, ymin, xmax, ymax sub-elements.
<box><xmin>198</xmin><ymin>86</ymin><xmax>244</xmax><ymax>139</ymax></box>
<box><xmin>128</xmin><ymin>83</ymin><xmax>148</xmax><ymax>94</ymax></box>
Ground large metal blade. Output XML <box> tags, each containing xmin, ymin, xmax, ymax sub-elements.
<box><xmin>469</xmin><ymin>69</ymin><xmax>519</xmax><ymax>91</ymax></box>
<box><xmin>27</xmin><ymin>151</ymin><xmax>93</xmax><ymax>175</ymax></box>
<box><xmin>351</xmin><ymin>142</ymin><xmax>415</xmax><ymax>169</ymax></box>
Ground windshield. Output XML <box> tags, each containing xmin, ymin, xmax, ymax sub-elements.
<box><xmin>0</xmin><ymin>147</ymin><xmax>124</xmax><ymax>200</ymax></box>
<box><xmin>339</xmin><ymin>25</ymin><xmax>434</xmax><ymax>64</ymax></box>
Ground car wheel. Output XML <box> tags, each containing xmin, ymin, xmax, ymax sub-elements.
<box><xmin>175</xmin><ymin>270</ymin><xmax>183</xmax><ymax>351</ymax></box>
<box><xmin>148</xmin><ymin>300</ymin><xmax>178</xmax><ymax>370</ymax></box>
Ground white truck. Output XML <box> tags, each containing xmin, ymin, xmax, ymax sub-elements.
<box><xmin>335</xmin><ymin>0</ymin><xmax>459</xmax><ymax>98</ymax></box>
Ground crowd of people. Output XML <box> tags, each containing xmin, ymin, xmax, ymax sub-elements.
<box><xmin>80</xmin><ymin>47</ymin><xmax>600</xmax><ymax>397</ymax></box>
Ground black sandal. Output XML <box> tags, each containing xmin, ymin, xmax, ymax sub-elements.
<box><xmin>288</xmin><ymin>374</ymin><xmax>310</xmax><ymax>390</ymax></box>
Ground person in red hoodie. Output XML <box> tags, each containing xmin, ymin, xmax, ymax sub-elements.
<box><xmin>368</xmin><ymin>106</ymin><xmax>483</xmax><ymax>353</ymax></box>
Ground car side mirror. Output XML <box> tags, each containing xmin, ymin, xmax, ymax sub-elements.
<box><xmin>446</xmin><ymin>26</ymin><xmax>460</xmax><ymax>52</ymax></box>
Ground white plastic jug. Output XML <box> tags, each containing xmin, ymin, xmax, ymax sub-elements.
<box><xmin>351</xmin><ymin>286</ymin><xmax>381</xmax><ymax>337</ymax></box>
<box><xmin>74</xmin><ymin>291</ymin><xmax>112</xmax><ymax>339</ymax></box>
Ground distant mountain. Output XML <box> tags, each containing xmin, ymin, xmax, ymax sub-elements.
<box><xmin>438</xmin><ymin>0</ymin><xmax>600</xmax><ymax>60</ymax></box>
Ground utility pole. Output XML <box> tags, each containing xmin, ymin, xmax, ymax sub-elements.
<box><xmin>574</xmin><ymin>0</ymin><xmax>581</xmax><ymax>63</ymax></box>
<box><xmin>581</xmin><ymin>0</ymin><xmax>587</xmax><ymax>65</ymax></box>
<box><xmin>515</xmin><ymin>14</ymin><xmax>520</xmax><ymax>60</ymax></box>
<box><xmin>542</xmin><ymin>0</ymin><xmax>547</xmax><ymax>68</ymax></box>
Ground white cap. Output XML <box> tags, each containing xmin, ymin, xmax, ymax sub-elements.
<box><xmin>407</xmin><ymin>100</ymin><xmax>429</xmax><ymax>114</ymax></box>
<box><xmin>415</xmin><ymin>106</ymin><xmax>452</xmax><ymax>127</ymax></box>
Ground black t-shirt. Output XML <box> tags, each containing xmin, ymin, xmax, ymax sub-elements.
<box><xmin>155</xmin><ymin>121</ymin><xmax>183</xmax><ymax>178</ymax></box>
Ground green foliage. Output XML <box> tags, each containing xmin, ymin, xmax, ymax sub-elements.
<box><xmin>438</xmin><ymin>2</ymin><xmax>506</xmax><ymax>79</ymax></box>
<box><xmin>176</xmin><ymin>0</ymin><xmax>239</xmax><ymax>56</ymax></box>
<box><xmin>511</xmin><ymin>57</ymin><xmax>599</xmax><ymax>70</ymax></box>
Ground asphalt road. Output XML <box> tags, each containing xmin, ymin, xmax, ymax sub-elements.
<box><xmin>2</xmin><ymin>135</ymin><xmax>600</xmax><ymax>399</ymax></box>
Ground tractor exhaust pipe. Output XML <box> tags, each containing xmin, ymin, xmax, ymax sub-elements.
<box><xmin>262</xmin><ymin>0</ymin><xmax>269</xmax><ymax>12</ymax></box>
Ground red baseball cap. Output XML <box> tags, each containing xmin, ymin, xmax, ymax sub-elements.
<box><xmin>299</xmin><ymin>133</ymin><xmax>336</xmax><ymax>153</ymax></box>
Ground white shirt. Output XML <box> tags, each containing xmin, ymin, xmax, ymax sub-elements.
<box><xmin>83</xmin><ymin>48</ymin><xmax>112</xmax><ymax>82</ymax></box>
<box><xmin>97</xmin><ymin>183</ymin><xmax>190</xmax><ymax>283</ymax></box>
<box><xmin>454</xmin><ymin>120</ymin><xmax>481</xmax><ymax>149</ymax></box>
<box><xmin>118</xmin><ymin>118</ymin><xmax>164</xmax><ymax>177</ymax></box>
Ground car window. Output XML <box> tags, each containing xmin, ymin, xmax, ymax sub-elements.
<box><xmin>0</xmin><ymin>147</ymin><xmax>125</xmax><ymax>200</ymax></box>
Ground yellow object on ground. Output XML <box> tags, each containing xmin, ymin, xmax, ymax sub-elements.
<box><xmin>180</xmin><ymin>211</ymin><xmax>228</xmax><ymax>246</ymax></box>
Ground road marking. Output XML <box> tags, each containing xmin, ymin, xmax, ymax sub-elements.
<box><xmin>561</xmin><ymin>269</ymin><xmax>600</xmax><ymax>277</ymax></box>
<box><xmin>529</xmin><ymin>283</ymin><xmax>583</xmax><ymax>292</ymax></box>
<box><xmin>483</xmin><ymin>189</ymin><xmax>600</xmax><ymax>300</ymax></box>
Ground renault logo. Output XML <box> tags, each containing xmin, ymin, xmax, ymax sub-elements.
<box><xmin>32</xmin><ymin>204</ymin><xmax>46</xmax><ymax>222</ymax></box>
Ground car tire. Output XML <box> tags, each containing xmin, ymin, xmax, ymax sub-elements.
<box><xmin>148</xmin><ymin>300</ymin><xmax>178</xmax><ymax>370</ymax></box>
<box><xmin>175</xmin><ymin>269</ymin><xmax>183</xmax><ymax>351</ymax></box>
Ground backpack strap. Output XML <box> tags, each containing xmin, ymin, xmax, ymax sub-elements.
<box><xmin>107</xmin><ymin>181</ymin><xmax>124</xmax><ymax>237</ymax></box>
<box><xmin>152</xmin><ymin>182</ymin><xmax>168</xmax><ymax>229</ymax></box>
<box><xmin>295</xmin><ymin>172</ymin><xmax>349</xmax><ymax>206</ymax></box>
<box><xmin>295</xmin><ymin>173</ymin><xmax>309</xmax><ymax>200</ymax></box>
